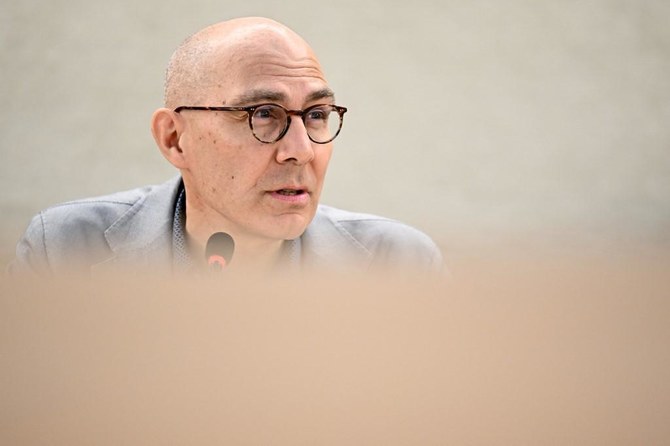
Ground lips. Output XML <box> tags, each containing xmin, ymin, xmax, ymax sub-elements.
<box><xmin>269</xmin><ymin>187</ymin><xmax>310</xmax><ymax>204</ymax></box>
<box><xmin>276</xmin><ymin>189</ymin><xmax>305</xmax><ymax>196</ymax></box>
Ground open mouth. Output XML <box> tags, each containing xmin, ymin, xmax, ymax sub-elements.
<box><xmin>276</xmin><ymin>189</ymin><xmax>305</xmax><ymax>196</ymax></box>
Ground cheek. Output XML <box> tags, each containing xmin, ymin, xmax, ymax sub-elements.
<box><xmin>202</xmin><ymin>146</ymin><xmax>272</xmax><ymax>197</ymax></box>
<box><xmin>314</xmin><ymin>146</ymin><xmax>333</xmax><ymax>180</ymax></box>
<box><xmin>182</xmin><ymin>122</ymin><xmax>278</xmax><ymax>195</ymax></box>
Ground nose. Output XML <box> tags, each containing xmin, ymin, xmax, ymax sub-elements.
<box><xmin>275</xmin><ymin>116</ymin><xmax>315</xmax><ymax>165</ymax></box>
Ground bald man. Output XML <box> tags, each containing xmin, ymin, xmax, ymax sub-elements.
<box><xmin>10</xmin><ymin>18</ymin><xmax>442</xmax><ymax>276</ymax></box>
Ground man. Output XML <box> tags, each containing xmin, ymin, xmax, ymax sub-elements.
<box><xmin>10</xmin><ymin>17</ymin><xmax>442</xmax><ymax>276</ymax></box>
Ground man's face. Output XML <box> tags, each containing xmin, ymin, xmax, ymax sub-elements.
<box><xmin>177</xmin><ymin>37</ymin><xmax>334</xmax><ymax>243</ymax></box>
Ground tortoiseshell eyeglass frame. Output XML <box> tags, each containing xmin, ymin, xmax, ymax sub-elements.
<box><xmin>174</xmin><ymin>103</ymin><xmax>348</xmax><ymax>144</ymax></box>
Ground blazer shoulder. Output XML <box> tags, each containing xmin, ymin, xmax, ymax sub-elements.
<box><xmin>41</xmin><ymin>186</ymin><xmax>150</xmax><ymax>223</ymax></box>
<box><xmin>9</xmin><ymin>178</ymin><xmax>180</xmax><ymax>275</ymax></box>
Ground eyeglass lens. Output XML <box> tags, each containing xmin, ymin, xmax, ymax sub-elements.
<box><xmin>251</xmin><ymin>105</ymin><xmax>342</xmax><ymax>143</ymax></box>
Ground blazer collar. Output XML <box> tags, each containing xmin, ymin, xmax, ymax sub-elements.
<box><xmin>91</xmin><ymin>178</ymin><xmax>373</xmax><ymax>274</ymax></box>
<box><xmin>300</xmin><ymin>205</ymin><xmax>374</xmax><ymax>271</ymax></box>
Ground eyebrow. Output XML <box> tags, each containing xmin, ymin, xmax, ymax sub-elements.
<box><xmin>306</xmin><ymin>88</ymin><xmax>336</xmax><ymax>103</ymax></box>
<box><xmin>230</xmin><ymin>87</ymin><xmax>336</xmax><ymax>106</ymax></box>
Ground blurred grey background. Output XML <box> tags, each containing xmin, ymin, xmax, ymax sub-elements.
<box><xmin>2</xmin><ymin>0</ymin><xmax>669</xmax><ymax>265</ymax></box>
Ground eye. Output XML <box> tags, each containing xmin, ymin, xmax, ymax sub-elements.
<box><xmin>255</xmin><ymin>107</ymin><xmax>272</xmax><ymax>119</ymax></box>
<box><xmin>253</xmin><ymin>105</ymin><xmax>283</xmax><ymax>121</ymax></box>
<box><xmin>306</xmin><ymin>106</ymin><xmax>329</xmax><ymax>121</ymax></box>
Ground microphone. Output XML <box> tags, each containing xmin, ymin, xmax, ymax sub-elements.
<box><xmin>205</xmin><ymin>232</ymin><xmax>235</xmax><ymax>272</ymax></box>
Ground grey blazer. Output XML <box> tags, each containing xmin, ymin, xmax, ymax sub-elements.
<box><xmin>10</xmin><ymin>177</ymin><xmax>443</xmax><ymax>275</ymax></box>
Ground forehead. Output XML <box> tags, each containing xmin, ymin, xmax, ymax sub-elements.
<box><xmin>206</xmin><ymin>32</ymin><xmax>331</xmax><ymax>105</ymax></box>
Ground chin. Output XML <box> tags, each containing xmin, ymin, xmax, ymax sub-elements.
<box><xmin>264</xmin><ymin>213</ymin><xmax>312</xmax><ymax>241</ymax></box>
<box><xmin>274</xmin><ymin>224</ymin><xmax>309</xmax><ymax>241</ymax></box>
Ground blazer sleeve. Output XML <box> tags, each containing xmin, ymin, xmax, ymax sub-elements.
<box><xmin>7</xmin><ymin>212</ymin><xmax>51</xmax><ymax>276</ymax></box>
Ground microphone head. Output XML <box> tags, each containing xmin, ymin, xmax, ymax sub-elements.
<box><xmin>205</xmin><ymin>232</ymin><xmax>235</xmax><ymax>269</ymax></box>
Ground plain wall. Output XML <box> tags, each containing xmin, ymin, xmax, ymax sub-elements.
<box><xmin>2</xmin><ymin>0</ymin><xmax>669</xmax><ymax>265</ymax></box>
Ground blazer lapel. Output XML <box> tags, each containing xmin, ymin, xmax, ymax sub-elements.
<box><xmin>91</xmin><ymin>177</ymin><xmax>182</xmax><ymax>275</ymax></box>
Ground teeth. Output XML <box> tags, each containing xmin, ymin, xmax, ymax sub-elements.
<box><xmin>279</xmin><ymin>189</ymin><xmax>300</xmax><ymax>196</ymax></box>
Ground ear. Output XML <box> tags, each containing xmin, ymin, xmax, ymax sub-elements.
<box><xmin>151</xmin><ymin>108</ymin><xmax>188</xmax><ymax>169</ymax></box>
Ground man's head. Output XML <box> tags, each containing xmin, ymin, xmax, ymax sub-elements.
<box><xmin>151</xmin><ymin>17</ymin><xmax>341</xmax><ymax>253</ymax></box>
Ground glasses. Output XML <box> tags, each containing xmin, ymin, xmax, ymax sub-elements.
<box><xmin>174</xmin><ymin>103</ymin><xmax>348</xmax><ymax>144</ymax></box>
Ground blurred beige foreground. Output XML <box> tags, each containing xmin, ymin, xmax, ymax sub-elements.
<box><xmin>1</xmin><ymin>253</ymin><xmax>669</xmax><ymax>445</ymax></box>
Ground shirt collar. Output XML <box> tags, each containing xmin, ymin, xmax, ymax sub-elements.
<box><xmin>172</xmin><ymin>184</ymin><xmax>194</xmax><ymax>272</ymax></box>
